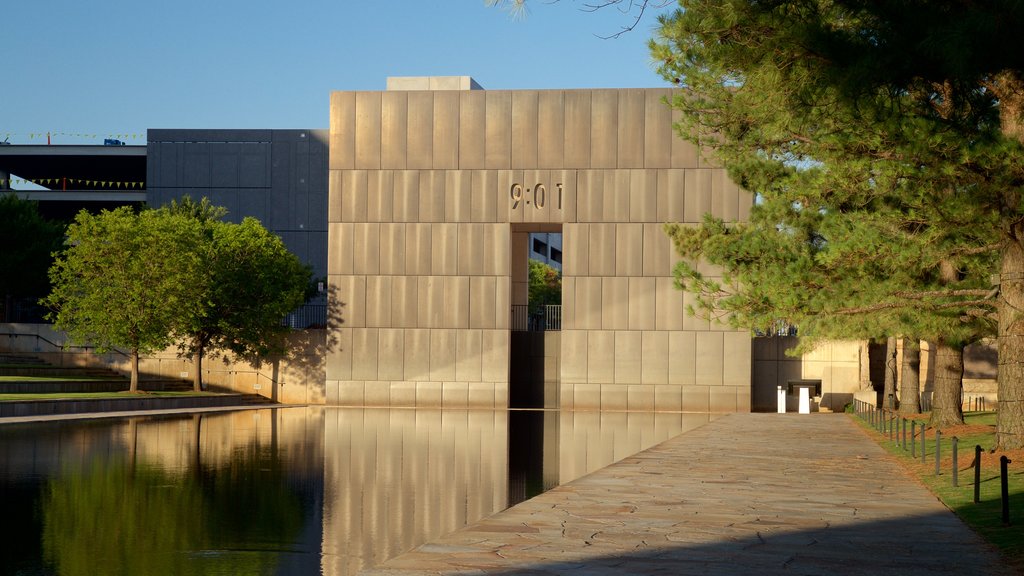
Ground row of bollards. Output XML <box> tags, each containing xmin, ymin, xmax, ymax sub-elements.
<box><xmin>855</xmin><ymin>402</ymin><xmax>1013</xmax><ymax>526</ymax></box>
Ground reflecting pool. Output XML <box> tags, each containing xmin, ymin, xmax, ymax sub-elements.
<box><xmin>0</xmin><ymin>407</ymin><xmax>716</xmax><ymax>575</ymax></box>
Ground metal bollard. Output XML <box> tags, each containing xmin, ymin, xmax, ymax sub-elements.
<box><xmin>902</xmin><ymin>418</ymin><xmax>907</xmax><ymax>450</ymax></box>
<box><xmin>952</xmin><ymin>436</ymin><xmax>959</xmax><ymax>487</ymax></box>
<box><xmin>921</xmin><ymin>426</ymin><xmax>928</xmax><ymax>461</ymax></box>
<box><xmin>1001</xmin><ymin>456</ymin><xmax>1012</xmax><ymax>526</ymax></box>
<box><xmin>974</xmin><ymin>445</ymin><xmax>983</xmax><ymax>504</ymax></box>
<box><xmin>911</xmin><ymin>421</ymin><xmax>917</xmax><ymax>458</ymax></box>
<box><xmin>890</xmin><ymin>413</ymin><xmax>895</xmax><ymax>442</ymax></box>
<box><xmin>935</xmin><ymin>430</ymin><xmax>942</xmax><ymax>476</ymax></box>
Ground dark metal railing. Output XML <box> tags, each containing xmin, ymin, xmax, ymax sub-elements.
<box><xmin>510</xmin><ymin>305</ymin><xmax>561</xmax><ymax>332</ymax></box>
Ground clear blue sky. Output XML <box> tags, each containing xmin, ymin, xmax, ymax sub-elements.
<box><xmin>3</xmin><ymin>1</ymin><xmax>674</xmax><ymax>144</ymax></box>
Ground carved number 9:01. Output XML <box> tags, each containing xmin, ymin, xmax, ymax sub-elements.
<box><xmin>510</xmin><ymin>183</ymin><xmax>563</xmax><ymax>210</ymax></box>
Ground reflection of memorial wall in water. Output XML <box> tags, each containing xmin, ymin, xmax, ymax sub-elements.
<box><xmin>320</xmin><ymin>408</ymin><xmax>508</xmax><ymax>576</ymax></box>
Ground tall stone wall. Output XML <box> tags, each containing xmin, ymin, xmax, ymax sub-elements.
<box><xmin>326</xmin><ymin>86</ymin><xmax>753</xmax><ymax>410</ymax></box>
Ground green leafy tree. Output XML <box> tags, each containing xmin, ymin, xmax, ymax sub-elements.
<box><xmin>0</xmin><ymin>194</ymin><xmax>64</xmax><ymax>321</ymax></box>
<box><xmin>528</xmin><ymin>258</ymin><xmax>561</xmax><ymax>313</ymax></box>
<box><xmin>652</xmin><ymin>1</ymin><xmax>1023</xmax><ymax>431</ymax></box>
<box><xmin>160</xmin><ymin>198</ymin><xmax>311</xmax><ymax>392</ymax></box>
<box><xmin>43</xmin><ymin>207</ymin><xmax>205</xmax><ymax>392</ymax></box>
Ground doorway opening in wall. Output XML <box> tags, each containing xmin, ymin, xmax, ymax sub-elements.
<box><xmin>510</xmin><ymin>225</ymin><xmax>562</xmax><ymax>409</ymax></box>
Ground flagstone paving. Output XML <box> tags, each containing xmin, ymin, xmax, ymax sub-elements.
<box><xmin>363</xmin><ymin>413</ymin><xmax>1016</xmax><ymax>575</ymax></box>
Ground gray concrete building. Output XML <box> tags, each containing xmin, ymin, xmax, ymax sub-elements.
<box><xmin>325</xmin><ymin>78</ymin><xmax>754</xmax><ymax>411</ymax></box>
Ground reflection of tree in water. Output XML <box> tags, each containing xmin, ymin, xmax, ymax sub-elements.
<box><xmin>42</xmin><ymin>447</ymin><xmax>305</xmax><ymax>575</ymax></box>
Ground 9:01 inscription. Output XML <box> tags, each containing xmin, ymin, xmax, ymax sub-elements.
<box><xmin>510</xmin><ymin>183</ymin><xmax>563</xmax><ymax>210</ymax></box>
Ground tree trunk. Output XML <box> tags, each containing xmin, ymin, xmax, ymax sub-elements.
<box><xmin>929</xmin><ymin>340</ymin><xmax>964</xmax><ymax>428</ymax></box>
<box><xmin>129</xmin><ymin>349</ymin><xmax>139</xmax><ymax>393</ymax></box>
<box><xmin>882</xmin><ymin>336</ymin><xmax>897</xmax><ymax>410</ymax></box>
<box><xmin>193</xmin><ymin>342</ymin><xmax>204</xmax><ymax>393</ymax></box>
<box><xmin>899</xmin><ymin>339</ymin><xmax>921</xmax><ymax>415</ymax></box>
<box><xmin>998</xmin><ymin>230</ymin><xmax>1024</xmax><ymax>448</ymax></box>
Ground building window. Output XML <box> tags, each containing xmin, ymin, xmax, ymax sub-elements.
<box><xmin>532</xmin><ymin>238</ymin><xmax>547</xmax><ymax>257</ymax></box>
<box><xmin>550</xmin><ymin>248</ymin><xmax>562</xmax><ymax>264</ymax></box>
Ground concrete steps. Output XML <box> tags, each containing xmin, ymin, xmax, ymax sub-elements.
<box><xmin>0</xmin><ymin>353</ymin><xmax>192</xmax><ymax>393</ymax></box>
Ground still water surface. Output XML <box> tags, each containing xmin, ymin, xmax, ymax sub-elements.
<box><xmin>0</xmin><ymin>407</ymin><xmax>715</xmax><ymax>575</ymax></box>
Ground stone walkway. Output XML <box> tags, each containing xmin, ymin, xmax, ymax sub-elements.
<box><xmin>364</xmin><ymin>413</ymin><xmax>1016</xmax><ymax>575</ymax></box>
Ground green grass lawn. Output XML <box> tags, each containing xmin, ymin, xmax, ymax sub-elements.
<box><xmin>0</xmin><ymin>375</ymin><xmax>120</xmax><ymax>382</ymax></box>
<box><xmin>853</xmin><ymin>411</ymin><xmax>1024</xmax><ymax>569</ymax></box>
<box><xmin>0</xmin><ymin>391</ymin><xmax>222</xmax><ymax>401</ymax></box>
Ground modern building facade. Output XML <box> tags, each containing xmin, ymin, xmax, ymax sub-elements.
<box><xmin>325</xmin><ymin>78</ymin><xmax>754</xmax><ymax>411</ymax></box>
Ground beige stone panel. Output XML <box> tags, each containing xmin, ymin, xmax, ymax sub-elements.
<box><xmin>720</xmin><ymin>170</ymin><xmax>740</xmax><ymax>222</ymax></box>
<box><xmin>352</xmin><ymin>223</ymin><xmax>380</xmax><ymax>275</ymax></box>
<box><xmin>512</xmin><ymin>91</ymin><xmax>538</xmax><ymax>168</ymax></box>
<box><xmin>574</xmin><ymin>276</ymin><xmax>602</xmax><ymax>330</ymax></box>
<box><xmin>560</xmin><ymin>276</ymin><xmax>576</xmax><ymax>330</ymax></box>
<box><xmin>327</xmin><ymin>222</ymin><xmax>353</xmax><ymax>276</ymax></box>
<box><xmin>601</xmin><ymin>384</ymin><xmax>629</xmax><ymax>410</ymax></box>
<box><xmin>563</xmin><ymin>223</ymin><xmax>588</xmax><ymax>278</ymax></box>
<box><xmin>561</xmin><ymin>330</ymin><xmax>588</xmax><ymax>385</ymax></box>
<box><xmin>615</xmin><ymin>224</ymin><xmax>644</xmax><ymax>277</ymax></box>
<box><xmin>739</xmin><ymin>186</ymin><xmax>754</xmax><ymax>222</ymax></box>
<box><xmin>431</xmin><ymin>223</ymin><xmax>458</xmax><ymax>275</ymax></box>
<box><xmin>393</xmin><ymin>170</ymin><xmax>419</xmax><ymax>223</ymax></box>
<box><xmin>617</xmin><ymin>89</ymin><xmax>645</xmax><ymax>168</ymax></box>
<box><xmin>417</xmin><ymin>276</ymin><xmax>444</xmax><ymax>328</ymax></box>
<box><xmin>366</xmin><ymin>170</ymin><xmax>394</xmax><ymax>223</ymax></box>
<box><xmin>325</xmin><ymin>326</ymin><xmax>353</xmax><ymax>381</ymax></box>
<box><xmin>403</xmin><ymin>329</ymin><xmax>430</xmax><ymax>381</ymax></box>
<box><xmin>642</xmin><ymin>331</ymin><xmax>669</xmax><ymax>385</ymax></box>
<box><xmin>445</xmin><ymin>170</ymin><xmax>472</xmax><ymax>223</ymax></box>
<box><xmin>329</xmin><ymin>91</ymin><xmax>355</xmax><ymax>170</ymax></box>
<box><xmin>407</xmin><ymin>91</ymin><xmax>433</xmax><ymax>170</ymax></box>
<box><xmin>471</xmin><ymin>170</ymin><xmax>497</xmax><ymax>223</ymax></box>
<box><xmin>405</xmin><ymin>223</ymin><xmax>432</xmax><ymax>275</ymax></box>
<box><xmin>340</xmin><ymin>169</ymin><xmax>367</xmax><ymax>223</ymax></box>
<box><xmin>355</xmin><ymin>92</ymin><xmax>382</xmax><ymax>169</ymax></box>
<box><xmin>655</xmin><ymin>276</ymin><xmax>683</xmax><ymax>331</ymax></box>
<box><xmin>432</xmin><ymin>91</ymin><xmax>459</xmax><ymax>169</ymax></box>
<box><xmin>332</xmin><ymin>274</ymin><xmax>365</xmax><ymax>328</ymax></box>
<box><xmin>362</xmin><ymin>381</ymin><xmax>390</xmax><ymax>406</ymax></box>
<box><xmin>351</xmin><ymin>328</ymin><xmax>379</xmax><ymax>381</ymax></box>
<box><xmin>483</xmin><ymin>224</ymin><xmax>509</xmax><ymax>276</ymax></box>
<box><xmin>684</xmin><ymin>169</ymin><xmax>713</xmax><ymax>223</ymax></box>
<box><xmin>670</xmin><ymin>102</ymin><xmax>700</xmax><ymax>169</ymax></box>
<box><xmin>328</xmin><ymin>170</ymin><xmax>343</xmax><ymax>222</ymax></box>
<box><xmin>495</xmin><ymin>278</ymin><xmax>510</xmax><ymax>329</ymax></box>
<box><xmin>485</xmin><ymin>91</ymin><xmax>512</xmax><ymax>169</ymax></box>
<box><xmin>654</xmin><ymin>385</ymin><xmax>683</xmax><ymax>412</ymax></box>
<box><xmin>511</xmin><ymin>229</ymin><xmax>528</xmax><ymax>280</ymax></box>
<box><xmin>658</xmin><ymin>169</ymin><xmax>686</xmax><ymax>224</ymax></box>
<box><xmin>598</xmin><ymin>170</ymin><xmax>626</xmax><ymax>223</ymax></box>
<box><xmin>628</xmin><ymin>277</ymin><xmax>656</xmax><ymax>331</ymax></box>
<box><xmin>470</xmin><ymin>276</ymin><xmax>496</xmax><ymax>329</ymax></box>
<box><xmin>459</xmin><ymin>91</ymin><xmax>486</xmax><ymax>168</ymax></box>
<box><xmin>614</xmin><ymin>330</ymin><xmax>642</xmax><ymax>385</ymax></box>
<box><xmin>377</xmin><ymin>328</ymin><xmax>405</xmax><ymax>381</ymax></box>
<box><xmin>381</xmin><ymin>91</ymin><xmax>408</xmax><ymax>169</ymax></box>
<box><xmin>388</xmin><ymin>381</ymin><xmax>417</xmax><ymax>406</ymax></box>
<box><xmin>481</xmin><ymin>330</ymin><xmax>509</xmax><ymax>383</ymax></box>
<box><xmin>591</xmin><ymin>89</ymin><xmax>618</xmax><ymax>169</ymax></box>
<box><xmin>512</xmin><ymin>280</ymin><xmax>528</xmax><ymax>308</ymax></box>
<box><xmin>679</xmin><ymin>386</ymin><xmax>709</xmax><ymax>412</ymax></box>
<box><xmin>601</xmin><ymin>277</ymin><xmax>629</xmax><ymax>330</ymax></box>
<box><xmin>668</xmin><ymin>331</ymin><xmax>696</xmax><ymax>386</ymax></box>
<box><xmin>336</xmin><ymin>381</ymin><xmax>364</xmax><ymax>406</ymax></box>
<box><xmin>628</xmin><ymin>169</ymin><xmax>657</xmax><ymax>223</ymax></box>
<box><xmin>468</xmin><ymin>382</ymin><xmax>495</xmax><ymax>408</ymax></box>
<box><xmin>554</xmin><ymin>169</ymin><xmax>576</xmax><ymax>223</ymax></box>
<box><xmin>455</xmin><ymin>329</ymin><xmax>483</xmax><ymax>382</ymax></box>
<box><xmin>419</xmin><ymin>170</ymin><xmax>445</xmax><ymax>223</ymax></box>
<box><xmin>628</xmin><ymin>384</ymin><xmax>655</xmax><ymax>411</ymax></box>
<box><xmin>442</xmin><ymin>382</ymin><xmax>470</xmax><ymax>408</ymax></box>
<box><xmin>644</xmin><ymin>89</ymin><xmax>673</xmax><ymax>169</ymax></box>
<box><xmin>416</xmin><ymin>381</ymin><xmax>443</xmax><ymax>407</ymax></box>
<box><xmin>709</xmin><ymin>387</ymin><xmax>739</xmax><ymax>412</ymax></box>
<box><xmin>495</xmin><ymin>170</ymin><xmax>512</xmax><ymax>223</ymax></box>
<box><xmin>365</xmin><ymin>275</ymin><xmax>392</xmax><ymax>328</ymax></box>
<box><xmin>575</xmin><ymin>170</ymin><xmax>599</xmax><ymax>223</ymax></box>
<box><xmin>643</xmin><ymin>223</ymin><xmax>671</xmax><ymax>278</ymax></box>
<box><xmin>737</xmin><ymin>386</ymin><xmax>752</xmax><ymax>412</ymax></box>
<box><xmin>429</xmin><ymin>329</ymin><xmax>457</xmax><ymax>381</ymax></box>
<box><xmin>444</xmin><ymin>276</ymin><xmax>470</xmax><ymax>328</ymax></box>
<box><xmin>587</xmin><ymin>330</ymin><xmax>615</xmax><ymax>384</ymax></box>
<box><xmin>723</xmin><ymin>331</ymin><xmax>752</xmax><ymax>388</ymax></box>
<box><xmin>521</xmin><ymin>170</ymin><xmax>551</xmax><ymax>224</ymax></box>
<box><xmin>378</xmin><ymin>223</ymin><xmax>405</xmax><ymax>276</ymax></box>
<box><xmin>505</xmin><ymin>170</ymin><xmax>526</xmax><ymax>224</ymax></box>
<box><xmin>457</xmin><ymin>224</ymin><xmax>483</xmax><ymax>276</ymax></box>
<box><xmin>588</xmin><ymin>223</ymin><xmax>616</xmax><ymax>276</ymax></box>
<box><xmin>573</xmin><ymin>384</ymin><xmax>601</xmax><ymax>410</ymax></box>
<box><xmin>563</xmin><ymin>90</ymin><xmax>590</xmax><ymax>168</ymax></box>
<box><xmin>390</xmin><ymin>276</ymin><xmax>417</xmax><ymax>328</ymax></box>
<box><xmin>539</xmin><ymin>90</ymin><xmax>566</xmax><ymax>168</ymax></box>
<box><xmin>494</xmin><ymin>381</ymin><xmax>509</xmax><ymax>407</ymax></box>
<box><xmin>695</xmin><ymin>331</ymin><xmax>725</xmax><ymax>386</ymax></box>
